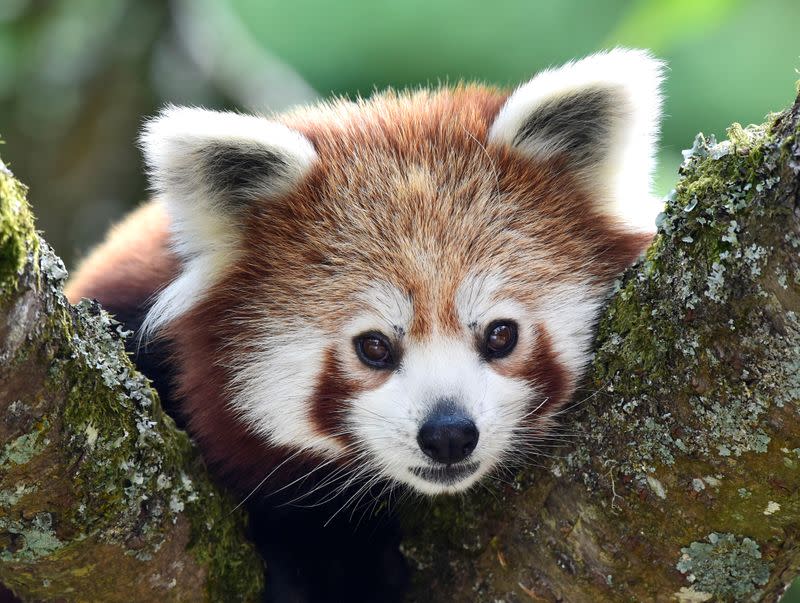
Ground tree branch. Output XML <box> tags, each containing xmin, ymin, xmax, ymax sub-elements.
<box><xmin>0</xmin><ymin>161</ymin><xmax>263</xmax><ymax>601</ymax></box>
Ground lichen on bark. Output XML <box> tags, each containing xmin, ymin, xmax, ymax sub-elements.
<box><xmin>402</xmin><ymin>92</ymin><xmax>800</xmax><ymax>602</ymax></box>
<box><xmin>0</xmin><ymin>161</ymin><xmax>264</xmax><ymax>601</ymax></box>
<box><xmin>676</xmin><ymin>533</ymin><xmax>770</xmax><ymax>601</ymax></box>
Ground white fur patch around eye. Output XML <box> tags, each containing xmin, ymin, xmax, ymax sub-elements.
<box><xmin>456</xmin><ymin>272</ymin><xmax>605</xmax><ymax>377</ymax></box>
<box><xmin>138</xmin><ymin>106</ymin><xmax>318</xmax><ymax>338</ymax></box>
<box><xmin>348</xmin><ymin>281</ymin><xmax>413</xmax><ymax>337</ymax></box>
<box><xmin>227</xmin><ymin>325</ymin><xmax>341</xmax><ymax>455</ymax></box>
<box><xmin>455</xmin><ymin>272</ymin><xmax>507</xmax><ymax>327</ymax></box>
<box><xmin>455</xmin><ymin>272</ymin><xmax>530</xmax><ymax>336</ymax></box>
<box><xmin>488</xmin><ymin>48</ymin><xmax>665</xmax><ymax>226</ymax></box>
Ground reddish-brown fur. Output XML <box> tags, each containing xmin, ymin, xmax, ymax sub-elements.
<box><xmin>311</xmin><ymin>348</ymin><xmax>361</xmax><ymax>444</ymax></box>
<box><xmin>66</xmin><ymin>202</ymin><xmax>178</xmax><ymax>310</ymax></box>
<box><xmin>68</xmin><ymin>85</ymin><xmax>653</xmax><ymax>495</ymax></box>
<box><xmin>522</xmin><ymin>325</ymin><xmax>569</xmax><ymax>414</ymax></box>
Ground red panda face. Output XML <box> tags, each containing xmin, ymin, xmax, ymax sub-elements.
<box><xmin>140</xmin><ymin>49</ymin><xmax>663</xmax><ymax>496</ymax></box>
<box><xmin>322</xmin><ymin>276</ymin><xmax>604</xmax><ymax>494</ymax></box>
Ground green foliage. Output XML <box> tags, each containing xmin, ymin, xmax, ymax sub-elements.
<box><xmin>230</xmin><ymin>0</ymin><xmax>799</xmax><ymax>195</ymax></box>
<box><xmin>605</xmin><ymin>0</ymin><xmax>743</xmax><ymax>52</ymax></box>
<box><xmin>0</xmin><ymin>0</ymin><xmax>799</xmax><ymax>266</ymax></box>
<box><xmin>2</xmin><ymin>1</ymin><xmax>800</xmax><ymax>598</ymax></box>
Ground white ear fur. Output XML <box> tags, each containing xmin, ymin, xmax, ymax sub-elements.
<box><xmin>139</xmin><ymin>106</ymin><xmax>317</xmax><ymax>336</ymax></box>
<box><xmin>488</xmin><ymin>48</ymin><xmax>665</xmax><ymax>219</ymax></box>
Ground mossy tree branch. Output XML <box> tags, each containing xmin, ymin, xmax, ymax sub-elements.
<box><xmin>401</xmin><ymin>92</ymin><xmax>800</xmax><ymax>602</ymax></box>
<box><xmin>0</xmin><ymin>161</ymin><xmax>263</xmax><ymax>600</ymax></box>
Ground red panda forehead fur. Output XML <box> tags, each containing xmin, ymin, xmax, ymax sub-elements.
<box><xmin>207</xmin><ymin>84</ymin><xmax>645</xmax><ymax>340</ymax></box>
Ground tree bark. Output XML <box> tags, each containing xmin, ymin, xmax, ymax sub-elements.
<box><xmin>0</xmin><ymin>163</ymin><xmax>263</xmax><ymax>600</ymax></box>
<box><xmin>2</xmin><ymin>87</ymin><xmax>800</xmax><ymax>602</ymax></box>
<box><xmin>400</xmin><ymin>93</ymin><xmax>800</xmax><ymax>602</ymax></box>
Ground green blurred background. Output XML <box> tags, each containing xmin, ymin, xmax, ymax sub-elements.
<box><xmin>0</xmin><ymin>0</ymin><xmax>799</xmax><ymax>596</ymax></box>
<box><xmin>1</xmin><ymin>0</ymin><xmax>798</xmax><ymax>269</ymax></box>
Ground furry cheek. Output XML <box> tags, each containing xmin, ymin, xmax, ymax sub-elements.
<box><xmin>500</xmin><ymin>325</ymin><xmax>571</xmax><ymax>408</ymax></box>
<box><xmin>228</xmin><ymin>327</ymin><xmax>348</xmax><ymax>457</ymax></box>
<box><xmin>309</xmin><ymin>344</ymin><xmax>393</xmax><ymax>447</ymax></box>
<box><xmin>525</xmin><ymin>326</ymin><xmax>571</xmax><ymax>407</ymax></box>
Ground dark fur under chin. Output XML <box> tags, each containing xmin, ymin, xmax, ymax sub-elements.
<box><xmin>250</xmin><ymin>491</ymin><xmax>408</xmax><ymax>603</ymax></box>
<box><xmin>238</xmin><ymin>451</ymin><xmax>410</xmax><ymax>602</ymax></box>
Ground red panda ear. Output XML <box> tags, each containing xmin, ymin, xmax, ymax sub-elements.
<box><xmin>140</xmin><ymin>106</ymin><xmax>317</xmax><ymax>210</ymax></box>
<box><xmin>138</xmin><ymin>106</ymin><xmax>317</xmax><ymax>336</ymax></box>
<box><xmin>488</xmin><ymin>48</ymin><xmax>665</xmax><ymax>221</ymax></box>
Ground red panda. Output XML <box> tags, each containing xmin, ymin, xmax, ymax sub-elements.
<box><xmin>67</xmin><ymin>48</ymin><xmax>664</xmax><ymax>600</ymax></box>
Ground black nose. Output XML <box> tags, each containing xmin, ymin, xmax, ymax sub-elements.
<box><xmin>417</xmin><ymin>406</ymin><xmax>479</xmax><ymax>465</ymax></box>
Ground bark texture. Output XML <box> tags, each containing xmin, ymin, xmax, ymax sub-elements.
<box><xmin>400</xmin><ymin>92</ymin><xmax>800</xmax><ymax>602</ymax></box>
<box><xmin>0</xmin><ymin>162</ymin><xmax>263</xmax><ymax>600</ymax></box>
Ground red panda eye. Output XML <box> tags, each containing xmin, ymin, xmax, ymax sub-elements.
<box><xmin>354</xmin><ymin>332</ymin><xmax>395</xmax><ymax>369</ymax></box>
<box><xmin>483</xmin><ymin>321</ymin><xmax>518</xmax><ymax>359</ymax></box>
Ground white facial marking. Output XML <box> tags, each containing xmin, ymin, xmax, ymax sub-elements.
<box><xmin>222</xmin><ymin>272</ymin><xmax>608</xmax><ymax>496</ymax></box>
<box><xmin>349</xmin><ymin>281</ymin><xmax>413</xmax><ymax>337</ymax></box>
<box><xmin>339</xmin><ymin>274</ymin><xmax>609</xmax><ymax>495</ymax></box>
<box><xmin>532</xmin><ymin>282</ymin><xmax>605</xmax><ymax>378</ymax></box>
<box><xmin>228</xmin><ymin>324</ymin><xmax>342</xmax><ymax>455</ymax></box>
<box><xmin>455</xmin><ymin>272</ymin><xmax>528</xmax><ymax>330</ymax></box>
<box><xmin>458</xmin><ymin>272</ymin><xmax>604</xmax><ymax>379</ymax></box>
<box><xmin>455</xmin><ymin>272</ymin><xmax>505</xmax><ymax>327</ymax></box>
<box><xmin>223</xmin><ymin>283</ymin><xmax>412</xmax><ymax>464</ymax></box>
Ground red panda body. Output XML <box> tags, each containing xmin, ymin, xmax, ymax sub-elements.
<box><xmin>67</xmin><ymin>49</ymin><xmax>664</xmax><ymax>602</ymax></box>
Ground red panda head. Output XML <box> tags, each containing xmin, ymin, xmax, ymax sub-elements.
<box><xmin>140</xmin><ymin>49</ymin><xmax>664</xmax><ymax>496</ymax></box>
